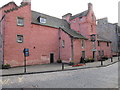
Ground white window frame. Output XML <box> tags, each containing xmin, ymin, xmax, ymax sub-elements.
<box><xmin>17</xmin><ymin>35</ymin><xmax>23</xmax><ymax>43</ymax></box>
<box><xmin>81</xmin><ymin>40</ymin><xmax>85</xmax><ymax>48</ymax></box>
<box><xmin>62</xmin><ymin>40</ymin><xmax>65</xmax><ymax>48</ymax></box>
<box><xmin>40</xmin><ymin>17</ymin><xmax>46</xmax><ymax>24</ymax></box>
<box><xmin>17</xmin><ymin>17</ymin><xmax>24</xmax><ymax>26</ymax></box>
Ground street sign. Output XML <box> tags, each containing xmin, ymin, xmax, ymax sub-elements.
<box><xmin>92</xmin><ymin>49</ymin><xmax>97</xmax><ymax>51</ymax></box>
<box><xmin>23</xmin><ymin>48</ymin><xmax>29</xmax><ymax>57</ymax></box>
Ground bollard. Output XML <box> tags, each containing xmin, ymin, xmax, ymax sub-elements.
<box><xmin>111</xmin><ymin>57</ymin><xmax>113</xmax><ymax>62</ymax></box>
<box><xmin>118</xmin><ymin>54</ymin><xmax>120</xmax><ymax>61</ymax></box>
<box><xmin>101</xmin><ymin>60</ymin><xmax>103</xmax><ymax>66</ymax></box>
<box><xmin>62</xmin><ymin>63</ymin><xmax>64</xmax><ymax>70</ymax></box>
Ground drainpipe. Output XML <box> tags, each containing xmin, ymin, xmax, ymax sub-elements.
<box><xmin>58</xmin><ymin>27</ymin><xmax>61</xmax><ymax>60</ymax></box>
<box><xmin>0</xmin><ymin>15</ymin><xmax>5</xmax><ymax>65</ymax></box>
<box><xmin>71</xmin><ymin>37</ymin><xmax>74</xmax><ymax>62</ymax></box>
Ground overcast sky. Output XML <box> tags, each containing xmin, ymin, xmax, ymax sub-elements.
<box><xmin>0</xmin><ymin>0</ymin><xmax>119</xmax><ymax>23</ymax></box>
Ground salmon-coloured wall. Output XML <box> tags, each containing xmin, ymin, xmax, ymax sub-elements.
<box><xmin>3</xmin><ymin>3</ymin><xmax>59</xmax><ymax>67</ymax></box>
<box><xmin>60</xmin><ymin>30</ymin><xmax>72</xmax><ymax>62</ymax></box>
<box><xmin>96</xmin><ymin>42</ymin><xmax>112</xmax><ymax>60</ymax></box>
<box><xmin>2</xmin><ymin>2</ymin><xmax>112</xmax><ymax>67</ymax></box>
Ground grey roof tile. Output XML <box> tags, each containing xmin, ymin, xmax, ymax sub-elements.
<box><xmin>97</xmin><ymin>35</ymin><xmax>111</xmax><ymax>42</ymax></box>
<box><xmin>70</xmin><ymin>10</ymin><xmax>88</xmax><ymax>20</ymax></box>
<box><xmin>32</xmin><ymin>11</ymin><xmax>87</xmax><ymax>39</ymax></box>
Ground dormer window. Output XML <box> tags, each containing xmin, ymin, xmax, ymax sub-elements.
<box><xmin>92</xmin><ymin>14</ymin><xmax>94</xmax><ymax>20</ymax></box>
<box><xmin>39</xmin><ymin>17</ymin><xmax>46</xmax><ymax>23</ymax></box>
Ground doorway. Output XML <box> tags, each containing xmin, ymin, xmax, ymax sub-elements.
<box><xmin>50</xmin><ymin>53</ymin><xmax>54</xmax><ymax>63</ymax></box>
<box><xmin>93</xmin><ymin>51</ymin><xmax>96</xmax><ymax>60</ymax></box>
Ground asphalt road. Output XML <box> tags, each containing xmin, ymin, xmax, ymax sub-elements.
<box><xmin>1</xmin><ymin>62</ymin><xmax>119</xmax><ymax>88</ymax></box>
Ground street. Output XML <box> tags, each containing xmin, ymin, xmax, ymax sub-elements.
<box><xmin>2</xmin><ymin>62</ymin><xmax>119</xmax><ymax>88</ymax></box>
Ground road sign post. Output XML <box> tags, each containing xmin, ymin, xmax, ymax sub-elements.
<box><xmin>23</xmin><ymin>48</ymin><xmax>29</xmax><ymax>73</ymax></box>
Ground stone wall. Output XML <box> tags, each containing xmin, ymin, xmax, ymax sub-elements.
<box><xmin>97</xmin><ymin>18</ymin><xmax>118</xmax><ymax>55</ymax></box>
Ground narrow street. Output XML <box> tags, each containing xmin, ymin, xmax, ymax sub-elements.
<box><xmin>1</xmin><ymin>62</ymin><xmax>118</xmax><ymax>88</ymax></box>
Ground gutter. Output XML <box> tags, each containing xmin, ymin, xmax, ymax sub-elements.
<box><xmin>0</xmin><ymin>15</ymin><xmax>5</xmax><ymax>65</ymax></box>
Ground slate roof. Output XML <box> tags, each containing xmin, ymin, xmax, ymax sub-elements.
<box><xmin>70</xmin><ymin>10</ymin><xmax>88</xmax><ymax>20</ymax></box>
<box><xmin>97</xmin><ymin>35</ymin><xmax>111</xmax><ymax>42</ymax></box>
<box><xmin>60</xmin><ymin>26</ymin><xmax>87</xmax><ymax>39</ymax></box>
<box><xmin>32</xmin><ymin>11</ymin><xmax>87</xmax><ymax>39</ymax></box>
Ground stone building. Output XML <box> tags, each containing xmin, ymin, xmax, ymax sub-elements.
<box><xmin>97</xmin><ymin>18</ymin><xmax>119</xmax><ymax>55</ymax></box>
<box><xmin>0</xmin><ymin>0</ymin><xmax>112</xmax><ymax>67</ymax></box>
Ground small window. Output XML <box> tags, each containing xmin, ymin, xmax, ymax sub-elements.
<box><xmin>17</xmin><ymin>17</ymin><xmax>24</xmax><ymax>26</ymax></box>
<box><xmin>73</xmin><ymin>20</ymin><xmax>76</xmax><ymax>23</ymax></box>
<box><xmin>98</xmin><ymin>41</ymin><xmax>100</xmax><ymax>46</ymax></box>
<box><xmin>81</xmin><ymin>40</ymin><xmax>85</xmax><ymax>48</ymax></box>
<box><xmin>62</xmin><ymin>40</ymin><xmax>65</xmax><ymax>48</ymax></box>
<box><xmin>102</xmin><ymin>50</ymin><xmax>104</xmax><ymax>56</ymax></box>
<box><xmin>40</xmin><ymin>17</ymin><xmax>46</xmax><ymax>23</ymax></box>
<box><xmin>91</xmin><ymin>25</ymin><xmax>93</xmax><ymax>32</ymax></box>
<box><xmin>80</xmin><ymin>17</ymin><xmax>82</xmax><ymax>21</ymax></box>
<box><xmin>107</xmin><ymin>42</ymin><xmax>109</xmax><ymax>47</ymax></box>
<box><xmin>98</xmin><ymin>50</ymin><xmax>101</xmax><ymax>56</ymax></box>
<box><xmin>92</xmin><ymin>15</ymin><xmax>94</xmax><ymax>20</ymax></box>
<box><xmin>17</xmin><ymin>35</ymin><xmax>23</xmax><ymax>43</ymax></box>
<box><xmin>82</xmin><ymin>51</ymin><xmax>85</xmax><ymax>58</ymax></box>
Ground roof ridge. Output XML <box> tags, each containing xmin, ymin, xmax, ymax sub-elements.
<box><xmin>0</xmin><ymin>1</ymin><xmax>17</xmax><ymax>10</ymax></box>
<box><xmin>32</xmin><ymin>10</ymin><xmax>62</xmax><ymax>20</ymax></box>
<box><xmin>70</xmin><ymin>10</ymin><xmax>88</xmax><ymax>20</ymax></box>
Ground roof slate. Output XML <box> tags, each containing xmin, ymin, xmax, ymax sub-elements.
<box><xmin>97</xmin><ymin>35</ymin><xmax>111</xmax><ymax>42</ymax></box>
<box><xmin>32</xmin><ymin>11</ymin><xmax>87</xmax><ymax>39</ymax></box>
<box><xmin>70</xmin><ymin>10</ymin><xmax>88</xmax><ymax>20</ymax></box>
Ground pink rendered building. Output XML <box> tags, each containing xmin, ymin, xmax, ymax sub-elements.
<box><xmin>0</xmin><ymin>0</ymin><xmax>112</xmax><ymax>67</ymax></box>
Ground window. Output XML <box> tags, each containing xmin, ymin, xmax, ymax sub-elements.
<box><xmin>107</xmin><ymin>42</ymin><xmax>109</xmax><ymax>47</ymax></box>
<box><xmin>17</xmin><ymin>35</ymin><xmax>23</xmax><ymax>43</ymax></box>
<box><xmin>82</xmin><ymin>51</ymin><xmax>85</xmax><ymax>58</ymax></box>
<box><xmin>62</xmin><ymin>40</ymin><xmax>65</xmax><ymax>48</ymax></box>
<box><xmin>91</xmin><ymin>25</ymin><xmax>93</xmax><ymax>32</ymax></box>
<box><xmin>17</xmin><ymin>17</ymin><xmax>24</xmax><ymax>26</ymax></box>
<box><xmin>102</xmin><ymin>50</ymin><xmax>104</xmax><ymax>56</ymax></box>
<box><xmin>98</xmin><ymin>50</ymin><xmax>101</xmax><ymax>56</ymax></box>
<box><xmin>81</xmin><ymin>40</ymin><xmax>85</xmax><ymax>48</ymax></box>
<box><xmin>80</xmin><ymin>17</ymin><xmax>82</xmax><ymax>21</ymax></box>
<box><xmin>98</xmin><ymin>41</ymin><xmax>100</xmax><ymax>46</ymax></box>
<box><xmin>40</xmin><ymin>17</ymin><xmax>46</xmax><ymax>23</ymax></box>
<box><xmin>92</xmin><ymin>15</ymin><xmax>94</xmax><ymax>20</ymax></box>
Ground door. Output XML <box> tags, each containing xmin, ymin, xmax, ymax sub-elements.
<box><xmin>93</xmin><ymin>51</ymin><xmax>96</xmax><ymax>60</ymax></box>
<box><xmin>50</xmin><ymin>53</ymin><xmax>54</xmax><ymax>63</ymax></box>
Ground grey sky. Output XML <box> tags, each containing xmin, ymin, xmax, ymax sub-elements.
<box><xmin>0</xmin><ymin>0</ymin><xmax>119</xmax><ymax>23</ymax></box>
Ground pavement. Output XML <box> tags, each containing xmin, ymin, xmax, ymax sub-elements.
<box><xmin>1</xmin><ymin>57</ymin><xmax>119</xmax><ymax>76</ymax></box>
<box><xmin>2</xmin><ymin>61</ymin><xmax>119</xmax><ymax>88</ymax></box>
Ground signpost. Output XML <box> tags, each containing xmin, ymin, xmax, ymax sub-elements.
<box><xmin>23</xmin><ymin>48</ymin><xmax>29</xmax><ymax>73</ymax></box>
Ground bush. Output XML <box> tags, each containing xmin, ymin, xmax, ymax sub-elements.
<box><xmin>57</xmin><ymin>59</ymin><xmax>62</xmax><ymax>63</ymax></box>
<box><xmin>101</xmin><ymin>56</ymin><xmax>108</xmax><ymax>60</ymax></box>
<box><xmin>2</xmin><ymin>64</ymin><xmax>11</xmax><ymax>69</ymax></box>
<box><xmin>69</xmin><ymin>61</ymin><xmax>74</xmax><ymax>65</ymax></box>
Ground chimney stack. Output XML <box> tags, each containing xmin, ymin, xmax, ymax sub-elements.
<box><xmin>88</xmin><ymin>3</ymin><xmax>93</xmax><ymax>10</ymax></box>
<box><xmin>21</xmin><ymin>0</ymin><xmax>31</xmax><ymax>5</ymax></box>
